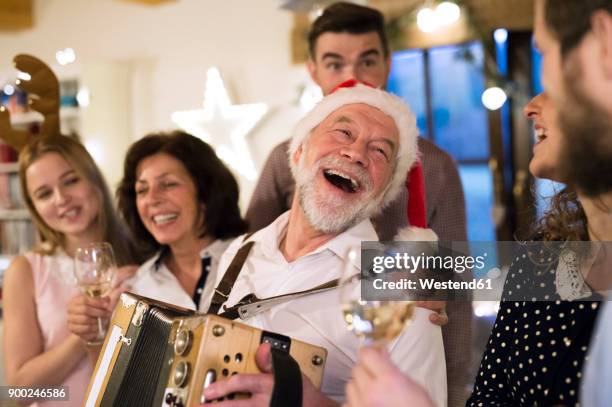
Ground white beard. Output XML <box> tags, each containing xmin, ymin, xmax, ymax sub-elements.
<box><xmin>295</xmin><ymin>155</ymin><xmax>383</xmax><ymax>234</ymax></box>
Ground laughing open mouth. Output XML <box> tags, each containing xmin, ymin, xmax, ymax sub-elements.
<box><xmin>323</xmin><ymin>169</ymin><xmax>360</xmax><ymax>193</ymax></box>
<box><xmin>535</xmin><ymin>127</ymin><xmax>547</xmax><ymax>143</ymax></box>
<box><xmin>153</xmin><ymin>213</ymin><xmax>178</xmax><ymax>225</ymax></box>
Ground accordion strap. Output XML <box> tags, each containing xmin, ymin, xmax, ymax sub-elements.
<box><xmin>207</xmin><ymin>234</ymin><xmax>254</xmax><ymax>315</ymax></box>
<box><xmin>219</xmin><ymin>278</ymin><xmax>340</xmax><ymax>320</ymax></box>
<box><xmin>270</xmin><ymin>347</ymin><xmax>303</xmax><ymax>407</ymax></box>
<box><xmin>209</xmin><ymin>233</ymin><xmax>342</xmax><ymax>320</ymax></box>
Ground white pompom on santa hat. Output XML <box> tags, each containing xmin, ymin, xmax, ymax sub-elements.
<box><xmin>290</xmin><ymin>79</ymin><xmax>438</xmax><ymax>241</ymax></box>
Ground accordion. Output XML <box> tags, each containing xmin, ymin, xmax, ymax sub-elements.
<box><xmin>83</xmin><ymin>293</ymin><xmax>328</xmax><ymax>407</ymax></box>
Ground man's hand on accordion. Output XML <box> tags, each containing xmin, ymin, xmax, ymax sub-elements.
<box><xmin>201</xmin><ymin>342</ymin><xmax>338</xmax><ymax>407</ymax></box>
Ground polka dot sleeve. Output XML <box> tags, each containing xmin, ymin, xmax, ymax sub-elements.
<box><xmin>466</xmin><ymin>297</ymin><xmax>516</xmax><ymax>406</ymax></box>
<box><xmin>467</xmin><ymin>247</ymin><xmax>600</xmax><ymax>406</ymax></box>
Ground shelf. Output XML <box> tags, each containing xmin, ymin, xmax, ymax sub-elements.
<box><xmin>60</xmin><ymin>106</ymin><xmax>80</xmax><ymax>120</ymax></box>
<box><xmin>9</xmin><ymin>106</ymin><xmax>80</xmax><ymax>126</ymax></box>
<box><xmin>0</xmin><ymin>162</ymin><xmax>18</xmax><ymax>173</ymax></box>
<box><xmin>0</xmin><ymin>208</ymin><xmax>29</xmax><ymax>220</ymax></box>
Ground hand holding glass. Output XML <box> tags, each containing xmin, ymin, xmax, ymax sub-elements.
<box><xmin>73</xmin><ymin>242</ymin><xmax>117</xmax><ymax>345</ymax></box>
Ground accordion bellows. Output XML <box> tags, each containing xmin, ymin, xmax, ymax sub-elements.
<box><xmin>83</xmin><ymin>293</ymin><xmax>327</xmax><ymax>407</ymax></box>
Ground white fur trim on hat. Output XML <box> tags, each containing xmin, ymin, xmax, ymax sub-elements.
<box><xmin>288</xmin><ymin>84</ymin><xmax>419</xmax><ymax>207</ymax></box>
<box><xmin>394</xmin><ymin>226</ymin><xmax>439</xmax><ymax>242</ymax></box>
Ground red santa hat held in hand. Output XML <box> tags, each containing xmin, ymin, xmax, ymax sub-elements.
<box><xmin>290</xmin><ymin>79</ymin><xmax>438</xmax><ymax>241</ymax></box>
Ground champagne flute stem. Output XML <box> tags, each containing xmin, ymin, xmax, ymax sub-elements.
<box><xmin>97</xmin><ymin>317</ymin><xmax>105</xmax><ymax>339</ymax></box>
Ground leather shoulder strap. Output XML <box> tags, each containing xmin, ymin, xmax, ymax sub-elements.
<box><xmin>207</xmin><ymin>234</ymin><xmax>254</xmax><ymax>315</ymax></box>
<box><xmin>219</xmin><ymin>277</ymin><xmax>341</xmax><ymax>320</ymax></box>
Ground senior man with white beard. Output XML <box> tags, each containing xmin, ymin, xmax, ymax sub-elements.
<box><xmin>203</xmin><ymin>81</ymin><xmax>447</xmax><ymax>407</ymax></box>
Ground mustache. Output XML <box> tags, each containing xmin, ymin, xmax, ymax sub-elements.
<box><xmin>314</xmin><ymin>155</ymin><xmax>373</xmax><ymax>192</ymax></box>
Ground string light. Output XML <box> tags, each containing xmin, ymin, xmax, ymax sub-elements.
<box><xmin>56</xmin><ymin>48</ymin><xmax>76</xmax><ymax>66</ymax></box>
<box><xmin>482</xmin><ymin>86</ymin><xmax>508</xmax><ymax>110</ymax></box>
<box><xmin>3</xmin><ymin>84</ymin><xmax>15</xmax><ymax>96</ymax></box>
<box><xmin>172</xmin><ymin>67</ymin><xmax>267</xmax><ymax>181</ymax></box>
<box><xmin>494</xmin><ymin>28</ymin><xmax>508</xmax><ymax>44</ymax></box>
<box><xmin>417</xmin><ymin>1</ymin><xmax>462</xmax><ymax>33</ymax></box>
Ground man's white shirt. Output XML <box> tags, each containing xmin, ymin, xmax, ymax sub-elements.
<box><xmin>215</xmin><ymin>211</ymin><xmax>447</xmax><ymax>406</ymax></box>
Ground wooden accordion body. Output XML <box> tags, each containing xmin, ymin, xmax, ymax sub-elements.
<box><xmin>83</xmin><ymin>292</ymin><xmax>327</xmax><ymax>407</ymax></box>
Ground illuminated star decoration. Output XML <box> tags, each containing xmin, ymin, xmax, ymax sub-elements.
<box><xmin>172</xmin><ymin>67</ymin><xmax>267</xmax><ymax>181</ymax></box>
<box><xmin>299</xmin><ymin>82</ymin><xmax>323</xmax><ymax>112</ymax></box>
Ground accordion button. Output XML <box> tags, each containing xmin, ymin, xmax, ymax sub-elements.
<box><xmin>174</xmin><ymin>361</ymin><xmax>190</xmax><ymax>387</ymax></box>
<box><xmin>174</xmin><ymin>329</ymin><xmax>193</xmax><ymax>356</ymax></box>
<box><xmin>165</xmin><ymin>393</ymin><xmax>175</xmax><ymax>404</ymax></box>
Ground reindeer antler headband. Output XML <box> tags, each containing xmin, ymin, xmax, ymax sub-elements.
<box><xmin>0</xmin><ymin>54</ymin><xmax>60</xmax><ymax>151</ymax></box>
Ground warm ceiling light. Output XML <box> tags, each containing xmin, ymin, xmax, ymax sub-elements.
<box><xmin>417</xmin><ymin>7</ymin><xmax>439</xmax><ymax>33</ymax></box>
<box><xmin>435</xmin><ymin>2</ymin><xmax>461</xmax><ymax>26</ymax></box>
<box><xmin>417</xmin><ymin>2</ymin><xmax>461</xmax><ymax>33</ymax></box>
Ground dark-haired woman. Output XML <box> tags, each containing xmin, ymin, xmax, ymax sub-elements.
<box><xmin>343</xmin><ymin>92</ymin><xmax>607</xmax><ymax>407</ymax></box>
<box><xmin>121</xmin><ymin>131</ymin><xmax>249</xmax><ymax>310</ymax></box>
<box><xmin>466</xmin><ymin>92</ymin><xmax>603</xmax><ymax>406</ymax></box>
<box><xmin>68</xmin><ymin>131</ymin><xmax>248</xmax><ymax>345</ymax></box>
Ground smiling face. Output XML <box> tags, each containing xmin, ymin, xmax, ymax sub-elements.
<box><xmin>293</xmin><ymin>103</ymin><xmax>398</xmax><ymax>233</ymax></box>
<box><xmin>26</xmin><ymin>152</ymin><xmax>100</xmax><ymax>239</ymax></box>
<box><xmin>534</xmin><ymin>0</ymin><xmax>612</xmax><ymax>195</ymax></box>
<box><xmin>308</xmin><ymin>31</ymin><xmax>390</xmax><ymax>96</ymax></box>
<box><xmin>135</xmin><ymin>153</ymin><xmax>203</xmax><ymax>248</ymax></box>
<box><xmin>524</xmin><ymin>92</ymin><xmax>564</xmax><ymax>181</ymax></box>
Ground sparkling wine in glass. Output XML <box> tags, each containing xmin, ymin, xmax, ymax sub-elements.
<box><xmin>339</xmin><ymin>245</ymin><xmax>416</xmax><ymax>345</ymax></box>
<box><xmin>73</xmin><ymin>242</ymin><xmax>117</xmax><ymax>345</ymax></box>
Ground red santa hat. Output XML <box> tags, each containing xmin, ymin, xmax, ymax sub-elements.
<box><xmin>290</xmin><ymin>79</ymin><xmax>438</xmax><ymax>241</ymax></box>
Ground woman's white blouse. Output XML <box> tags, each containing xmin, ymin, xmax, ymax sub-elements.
<box><xmin>126</xmin><ymin>239</ymin><xmax>232</xmax><ymax>311</ymax></box>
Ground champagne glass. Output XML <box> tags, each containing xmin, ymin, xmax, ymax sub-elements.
<box><xmin>339</xmin><ymin>245</ymin><xmax>416</xmax><ymax>346</ymax></box>
<box><xmin>73</xmin><ymin>242</ymin><xmax>117</xmax><ymax>345</ymax></box>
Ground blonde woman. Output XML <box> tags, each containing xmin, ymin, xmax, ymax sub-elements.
<box><xmin>2</xmin><ymin>135</ymin><xmax>140</xmax><ymax>406</ymax></box>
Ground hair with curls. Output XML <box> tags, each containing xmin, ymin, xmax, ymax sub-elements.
<box><xmin>18</xmin><ymin>135</ymin><xmax>140</xmax><ymax>266</ymax></box>
<box><xmin>532</xmin><ymin>186</ymin><xmax>588</xmax><ymax>241</ymax></box>
<box><xmin>308</xmin><ymin>2</ymin><xmax>389</xmax><ymax>59</ymax></box>
<box><xmin>116</xmin><ymin>131</ymin><xmax>248</xmax><ymax>256</ymax></box>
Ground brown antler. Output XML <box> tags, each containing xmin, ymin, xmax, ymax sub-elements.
<box><xmin>0</xmin><ymin>54</ymin><xmax>60</xmax><ymax>152</ymax></box>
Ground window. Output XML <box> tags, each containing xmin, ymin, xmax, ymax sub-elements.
<box><xmin>389</xmin><ymin>42</ymin><xmax>496</xmax><ymax>241</ymax></box>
